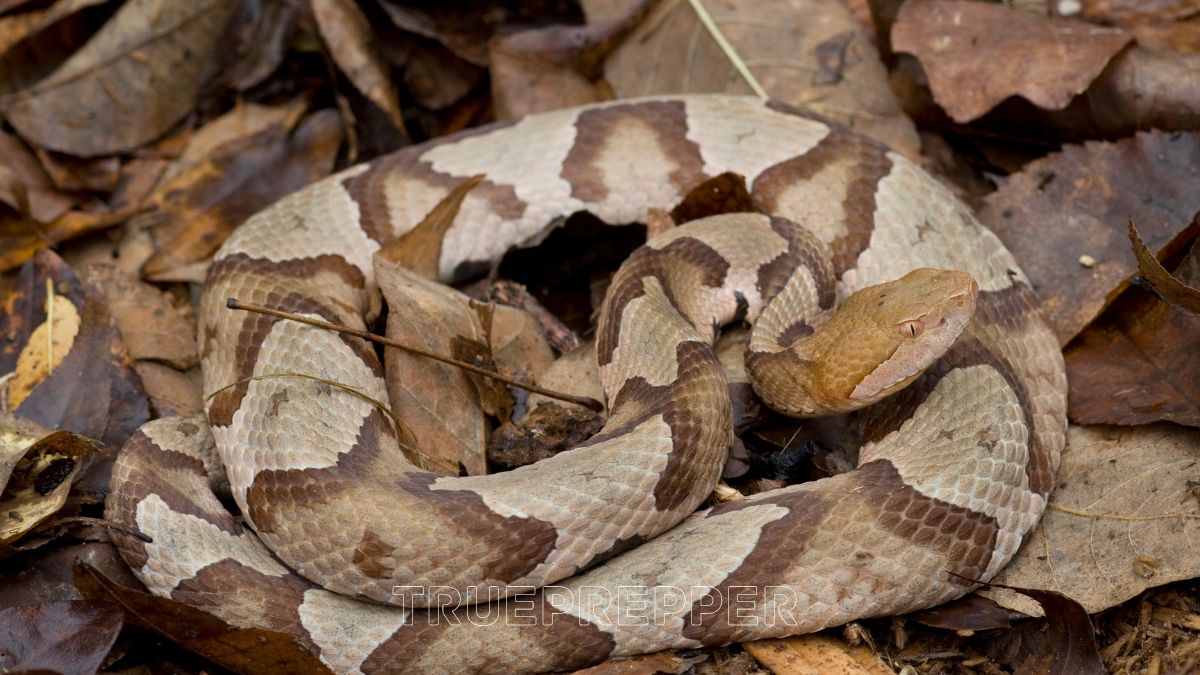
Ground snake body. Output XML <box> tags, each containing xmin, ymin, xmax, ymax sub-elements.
<box><xmin>106</xmin><ymin>95</ymin><xmax>1066</xmax><ymax>673</ymax></box>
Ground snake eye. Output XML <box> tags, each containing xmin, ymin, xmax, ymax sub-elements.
<box><xmin>899</xmin><ymin>320</ymin><xmax>924</xmax><ymax>338</ymax></box>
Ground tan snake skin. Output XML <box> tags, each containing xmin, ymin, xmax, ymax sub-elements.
<box><xmin>105</xmin><ymin>95</ymin><xmax>1067</xmax><ymax>673</ymax></box>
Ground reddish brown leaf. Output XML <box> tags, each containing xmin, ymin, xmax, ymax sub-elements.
<box><xmin>0</xmin><ymin>600</ymin><xmax>122</xmax><ymax>673</ymax></box>
<box><xmin>893</xmin><ymin>0</ymin><xmax>1132</xmax><ymax>123</ymax></box>
<box><xmin>0</xmin><ymin>0</ymin><xmax>244</xmax><ymax>156</ymax></box>
<box><xmin>1</xmin><ymin>250</ymin><xmax>149</xmax><ymax>445</ymax></box>
<box><xmin>377</xmin><ymin>174</ymin><xmax>483</xmax><ymax>278</ymax></box>
<box><xmin>593</xmin><ymin>0</ymin><xmax>920</xmax><ymax>158</ymax></box>
<box><xmin>310</xmin><ymin>0</ymin><xmax>406</xmax><ymax>132</ymax></box>
<box><xmin>913</xmin><ymin>593</ymin><xmax>1016</xmax><ymax>632</ymax></box>
<box><xmin>0</xmin><ymin>542</ymin><xmax>139</xmax><ymax>607</ymax></box>
<box><xmin>669</xmin><ymin>172</ymin><xmax>756</xmax><ymax>224</ymax></box>
<box><xmin>979</xmin><ymin>131</ymin><xmax>1200</xmax><ymax>344</ymax></box>
<box><xmin>1065</xmin><ymin>240</ymin><xmax>1200</xmax><ymax>426</ymax></box>
<box><xmin>488</xmin><ymin>3</ymin><xmax>653</xmax><ymax>119</ymax></box>
<box><xmin>73</xmin><ymin>563</ymin><xmax>331</xmax><ymax>675</ymax></box>
<box><xmin>1069</xmin><ymin>0</ymin><xmax>1200</xmax><ymax>26</ymax></box>
<box><xmin>142</xmin><ymin>109</ymin><xmax>343</xmax><ymax>282</ymax></box>
<box><xmin>1128</xmin><ymin>217</ymin><xmax>1200</xmax><ymax>316</ymax></box>
<box><xmin>983</xmin><ymin>585</ymin><xmax>1103</xmax><ymax>675</ymax></box>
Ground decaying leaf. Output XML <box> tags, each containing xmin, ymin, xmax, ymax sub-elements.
<box><xmin>893</xmin><ymin>0</ymin><xmax>1132</xmax><ymax>123</ymax></box>
<box><xmin>377</xmin><ymin>174</ymin><xmax>483</xmax><ymax>278</ymax></box>
<box><xmin>0</xmin><ymin>0</ymin><xmax>244</xmax><ymax>156</ymax></box>
<box><xmin>0</xmin><ymin>599</ymin><xmax>122</xmax><ymax>673</ymax></box>
<box><xmin>913</xmin><ymin>593</ymin><xmax>1016</xmax><ymax>632</ymax></box>
<box><xmin>0</xmin><ymin>541</ymin><xmax>140</xmax><ymax>607</ymax></box>
<box><xmin>311</xmin><ymin>0</ymin><xmax>406</xmax><ymax>132</ymax></box>
<box><xmin>142</xmin><ymin>109</ymin><xmax>343</xmax><ymax>282</ymax></box>
<box><xmin>590</xmin><ymin>0</ymin><xmax>920</xmax><ymax>158</ymax></box>
<box><xmin>743</xmin><ymin>634</ymin><xmax>894</xmax><ymax>674</ymax></box>
<box><xmin>377</xmin><ymin>259</ymin><xmax>491</xmax><ymax>476</ymax></box>
<box><xmin>1066</xmin><ymin>237</ymin><xmax>1200</xmax><ymax>427</ymax></box>
<box><xmin>1</xmin><ymin>250</ymin><xmax>149</xmax><ymax>444</ymax></box>
<box><xmin>488</xmin><ymin>1</ymin><xmax>655</xmax><ymax>119</ymax></box>
<box><xmin>74</xmin><ymin>563</ymin><xmax>331</xmax><ymax>674</ymax></box>
<box><xmin>979</xmin><ymin>130</ymin><xmax>1200</xmax><ymax>344</ymax></box>
<box><xmin>987</xmin><ymin>424</ymin><xmax>1200</xmax><ymax>616</ymax></box>
<box><xmin>0</xmin><ymin>428</ymin><xmax>101</xmax><ymax>545</ymax></box>
<box><xmin>82</xmin><ymin>264</ymin><xmax>197</xmax><ymax>369</ymax></box>
<box><xmin>1128</xmin><ymin>217</ymin><xmax>1200</xmax><ymax>316</ymax></box>
<box><xmin>983</xmin><ymin>586</ymin><xmax>1104</xmax><ymax>675</ymax></box>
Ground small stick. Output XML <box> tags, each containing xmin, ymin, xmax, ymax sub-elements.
<box><xmin>227</xmin><ymin>298</ymin><xmax>605</xmax><ymax>413</ymax></box>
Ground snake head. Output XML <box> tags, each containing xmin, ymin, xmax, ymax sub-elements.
<box><xmin>846</xmin><ymin>268</ymin><xmax>978</xmax><ymax>404</ymax></box>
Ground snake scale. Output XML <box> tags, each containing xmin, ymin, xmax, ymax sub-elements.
<box><xmin>106</xmin><ymin>95</ymin><xmax>1067</xmax><ymax>673</ymax></box>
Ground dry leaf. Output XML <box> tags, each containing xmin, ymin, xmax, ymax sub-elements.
<box><xmin>0</xmin><ymin>0</ymin><xmax>116</xmax><ymax>96</ymax></box>
<box><xmin>0</xmin><ymin>0</ymin><xmax>243</xmax><ymax>156</ymax></box>
<box><xmin>0</xmin><ymin>130</ymin><xmax>75</xmax><ymax>223</ymax></box>
<box><xmin>0</xmin><ymin>600</ymin><xmax>122</xmax><ymax>673</ymax></box>
<box><xmin>893</xmin><ymin>0</ymin><xmax>1132</xmax><ymax>123</ymax></box>
<box><xmin>0</xmin><ymin>250</ymin><xmax>149</xmax><ymax>445</ymax></box>
<box><xmin>986</xmin><ymin>424</ymin><xmax>1200</xmax><ymax>616</ymax></box>
<box><xmin>0</xmin><ymin>429</ymin><xmax>101</xmax><ymax>545</ymax></box>
<box><xmin>1065</xmin><ymin>238</ymin><xmax>1200</xmax><ymax>427</ymax></box>
<box><xmin>142</xmin><ymin>109</ymin><xmax>343</xmax><ymax>282</ymax></box>
<box><xmin>378</xmin><ymin>174</ymin><xmax>483</xmax><ymax>278</ymax></box>
<box><xmin>979</xmin><ymin>131</ymin><xmax>1200</xmax><ymax>344</ymax></box>
<box><xmin>488</xmin><ymin>3</ymin><xmax>654</xmax><ymax>119</ymax></box>
<box><xmin>743</xmin><ymin>634</ymin><xmax>894</xmax><ymax>674</ymax></box>
<box><xmin>913</xmin><ymin>593</ymin><xmax>1015</xmax><ymax>632</ymax></box>
<box><xmin>1128</xmin><ymin>217</ymin><xmax>1200</xmax><ymax>316</ymax></box>
<box><xmin>573</xmin><ymin>649</ymin><xmax>707</xmax><ymax>674</ymax></box>
<box><xmin>590</xmin><ymin>0</ymin><xmax>920</xmax><ymax>158</ymax></box>
<box><xmin>1069</xmin><ymin>0</ymin><xmax>1200</xmax><ymax>25</ymax></box>
<box><xmin>1081</xmin><ymin>46</ymin><xmax>1200</xmax><ymax>134</ymax></box>
<box><xmin>376</xmin><ymin>259</ymin><xmax>490</xmax><ymax>476</ymax></box>
<box><xmin>983</xmin><ymin>586</ymin><xmax>1104</xmax><ymax>675</ymax></box>
<box><xmin>0</xmin><ymin>541</ymin><xmax>139</xmax><ymax>607</ymax></box>
<box><xmin>310</xmin><ymin>0</ymin><xmax>406</xmax><ymax>132</ymax></box>
<box><xmin>82</xmin><ymin>264</ymin><xmax>197</xmax><ymax>368</ymax></box>
<box><xmin>73</xmin><ymin>563</ymin><xmax>331</xmax><ymax>674</ymax></box>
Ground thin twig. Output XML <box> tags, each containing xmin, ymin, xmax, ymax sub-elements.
<box><xmin>49</xmin><ymin>516</ymin><xmax>153</xmax><ymax>543</ymax></box>
<box><xmin>685</xmin><ymin>0</ymin><xmax>768</xmax><ymax>99</ymax></box>
<box><xmin>226</xmin><ymin>298</ymin><xmax>605</xmax><ymax>412</ymax></box>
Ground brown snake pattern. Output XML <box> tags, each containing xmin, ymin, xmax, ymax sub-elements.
<box><xmin>106</xmin><ymin>96</ymin><xmax>1066</xmax><ymax>673</ymax></box>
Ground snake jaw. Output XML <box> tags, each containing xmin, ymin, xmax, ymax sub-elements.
<box><xmin>849</xmin><ymin>269</ymin><xmax>979</xmax><ymax>402</ymax></box>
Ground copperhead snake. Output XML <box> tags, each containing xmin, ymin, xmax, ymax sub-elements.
<box><xmin>106</xmin><ymin>95</ymin><xmax>1067</xmax><ymax>673</ymax></box>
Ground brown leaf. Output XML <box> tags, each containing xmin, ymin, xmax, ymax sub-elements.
<box><xmin>574</xmin><ymin>649</ymin><xmax>707</xmax><ymax>674</ymax></box>
<box><xmin>142</xmin><ymin>109</ymin><xmax>343</xmax><ymax>282</ymax></box>
<box><xmin>0</xmin><ymin>600</ymin><xmax>122</xmax><ymax>673</ymax></box>
<box><xmin>0</xmin><ymin>428</ymin><xmax>101</xmax><ymax>545</ymax></box>
<box><xmin>979</xmin><ymin>131</ymin><xmax>1200</xmax><ymax>344</ymax></box>
<box><xmin>488</xmin><ymin>2</ymin><xmax>654</xmax><ymax>119</ymax></box>
<box><xmin>73</xmin><ymin>563</ymin><xmax>331</xmax><ymax>674</ymax></box>
<box><xmin>1065</xmin><ymin>239</ymin><xmax>1200</xmax><ymax>427</ymax></box>
<box><xmin>1080</xmin><ymin>46</ymin><xmax>1200</xmax><ymax>135</ymax></box>
<box><xmin>743</xmin><ymin>634</ymin><xmax>894</xmax><ymax>674</ymax></box>
<box><xmin>1</xmin><ymin>250</ymin><xmax>150</xmax><ymax>445</ymax></box>
<box><xmin>987</xmin><ymin>424</ymin><xmax>1200</xmax><ymax>616</ymax></box>
<box><xmin>893</xmin><ymin>1</ymin><xmax>1132</xmax><ymax>123</ymax></box>
<box><xmin>132</xmin><ymin>362</ymin><xmax>202</xmax><ymax>417</ymax></box>
<box><xmin>913</xmin><ymin>593</ymin><xmax>1016</xmax><ymax>632</ymax></box>
<box><xmin>0</xmin><ymin>0</ymin><xmax>116</xmax><ymax>96</ymax></box>
<box><xmin>34</xmin><ymin>147</ymin><xmax>119</xmax><ymax>193</ymax></box>
<box><xmin>393</xmin><ymin>37</ymin><xmax>484</xmax><ymax>111</ymax></box>
<box><xmin>669</xmin><ymin>172</ymin><xmax>756</xmax><ymax>224</ymax></box>
<box><xmin>0</xmin><ymin>541</ymin><xmax>140</xmax><ymax>607</ymax></box>
<box><xmin>310</xmin><ymin>0</ymin><xmax>406</xmax><ymax>132</ymax></box>
<box><xmin>377</xmin><ymin>174</ymin><xmax>483</xmax><ymax>278</ymax></box>
<box><xmin>0</xmin><ymin>130</ymin><xmax>75</xmax><ymax>222</ymax></box>
<box><xmin>0</xmin><ymin>205</ymin><xmax>135</xmax><ymax>273</ymax></box>
<box><xmin>1128</xmin><ymin>217</ymin><xmax>1200</xmax><ymax>316</ymax></box>
<box><xmin>82</xmin><ymin>264</ymin><xmax>198</xmax><ymax>368</ymax></box>
<box><xmin>1068</xmin><ymin>0</ymin><xmax>1200</xmax><ymax>25</ymax></box>
<box><xmin>376</xmin><ymin>259</ymin><xmax>490</xmax><ymax>476</ymax></box>
<box><xmin>488</xmin><ymin>402</ymin><xmax>604</xmax><ymax>469</ymax></box>
<box><xmin>983</xmin><ymin>586</ymin><xmax>1103</xmax><ymax>675</ymax></box>
<box><xmin>590</xmin><ymin>0</ymin><xmax>920</xmax><ymax>158</ymax></box>
<box><xmin>0</xmin><ymin>0</ymin><xmax>244</xmax><ymax>157</ymax></box>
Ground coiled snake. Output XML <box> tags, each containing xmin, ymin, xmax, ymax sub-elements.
<box><xmin>106</xmin><ymin>96</ymin><xmax>1067</xmax><ymax>673</ymax></box>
